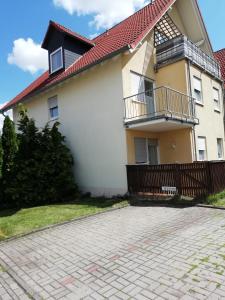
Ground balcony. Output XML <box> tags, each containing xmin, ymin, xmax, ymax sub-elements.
<box><xmin>156</xmin><ymin>36</ymin><xmax>221</xmax><ymax>80</ymax></box>
<box><xmin>124</xmin><ymin>86</ymin><xmax>199</xmax><ymax>131</ymax></box>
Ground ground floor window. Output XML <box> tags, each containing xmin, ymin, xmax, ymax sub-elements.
<box><xmin>197</xmin><ymin>136</ymin><xmax>207</xmax><ymax>161</ymax></box>
<box><xmin>217</xmin><ymin>138</ymin><xmax>224</xmax><ymax>160</ymax></box>
<box><xmin>134</xmin><ymin>137</ymin><xmax>159</xmax><ymax>165</ymax></box>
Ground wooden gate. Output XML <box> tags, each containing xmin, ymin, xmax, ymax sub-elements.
<box><xmin>127</xmin><ymin>161</ymin><xmax>225</xmax><ymax>197</ymax></box>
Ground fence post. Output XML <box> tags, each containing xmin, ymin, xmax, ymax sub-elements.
<box><xmin>207</xmin><ymin>162</ymin><xmax>213</xmax><ymax>195</ymax></box>
<box><xmin>175</xmin><ymin>164</ymin><xmax>182</xmax><ymax>196</ymax></box>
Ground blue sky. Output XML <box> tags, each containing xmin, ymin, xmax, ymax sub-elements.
<box><xmin>0</xmin><ymin>0</ymin><xmax>224</xmax><ymax>106</ymax></box>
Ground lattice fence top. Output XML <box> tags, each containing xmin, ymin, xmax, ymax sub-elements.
<box><xmin>154</xmin><ymin>13</ymin><xmax>182</xmax><ymax>47</ymax></box>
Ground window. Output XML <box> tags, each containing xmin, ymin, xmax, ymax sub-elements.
<box><xmin>193</xmin><ymin>77</ymin><xmax>203</xmax><ymax>104</ymax></box>
<box><xmin>197</xmin><ymin>137</ymin><xmax>207</xmax><ymax>161</ymax></box>
<box><xmin>213</xmin><ymin>88</ymin><xmax>220</xmax><ymax>111</ymax></box>
<box><xmin>48</xmin><ymin>96</ymin><xmax>59</xmax><ymax>120</ymax></box>
<box><xmin>134</xmin><ymin>137</ymin><xmax>159</xmax><ymax>165</ymax></box>
<box><xmin>50</xmin><ymin>47</ymin><xmax>63</xmax><ymax>73</ymax></box>
<box><xmin>217</xmin><ymin>138</ymin><xmax>224</xmax><ymax>160</ymax></box>
<box><xmin>131</xmin><ymin>72</ymin><xmax>153</xmax><ymax>102</ymax></box>
<box><xmin>134</xmin><ymin>138</ymin><xmax>147</xmax><ymax>164</ymax></box>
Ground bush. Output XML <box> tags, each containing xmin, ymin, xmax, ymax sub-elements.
<box><xmin>1</xmin><ymin>106</ymin><xmax>78</xmax><ymax>208</ymax></box>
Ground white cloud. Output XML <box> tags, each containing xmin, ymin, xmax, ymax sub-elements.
<box><xmin>53</xmin><ymin>0</ymin><xmax>148</xmax><ymax>30</ymax></box>
<box><xmin>0</xmin><ymin>103</ymin><xmax>13</xmax><ymax>134</ymax></box>
<box><xmin>8</xmin><ymin>38</ymin><xmax>48</xmax><ymax>75</ymax></box>
<box><xmin>89</xmin><ymin>32</ymin><xmax>99</xmax><ymax>40</ymax></box>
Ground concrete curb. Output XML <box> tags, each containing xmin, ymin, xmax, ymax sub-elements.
<box><xmin>196</xmin><ymin>204</ymin><xmax>225</xmax><ymax>210</ymax></box>
<box><xmin>0</xmin><ymin>258</ymin><xmax>41</xmax><ymax>300</ymax></box>
<box><xmin>0</xmin><ymin>204</ymin><xmax>129</xmax><ymax>245</ymax></box>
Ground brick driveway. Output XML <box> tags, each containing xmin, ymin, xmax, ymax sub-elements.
<box><xmin>1</xmin><ymin>206</ymin><xmax>225</xmax><ymax>299</ymax></box>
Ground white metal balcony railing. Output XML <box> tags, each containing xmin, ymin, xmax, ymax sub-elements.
<box><xmin>156</xmin><ymin>36</ymin><xmax>221</xmax><ymax>80</ymax></box>
<box><xmin>124</xmin><ymin>86</ymin><xmax>199</xmax><ymax>125</ymax></box>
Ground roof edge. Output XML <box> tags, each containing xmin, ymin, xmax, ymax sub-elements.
<box><xmin>194</xmin><ymin>0</ymin><xmax>213</xmax><ymax>54</ymax></box>
<box><xmin>42</xmin><ymin>20</ymin><xmax>95</xmax><ymax>49</ymax></box>
<box><xmin>130</xmin><ymin>0</ymin><xmax>177</xmax><ymax>50</ymax></box>
<box><xmin>1</xmin><ymin>45</ymin><xmax>129</xmax><ymax>112</ymax></box>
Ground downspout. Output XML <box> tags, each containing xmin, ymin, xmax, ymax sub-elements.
<box><xmin>187</xmin><ymin>60</ymin><xmax>197</xmax><ymax>161</ymax></box>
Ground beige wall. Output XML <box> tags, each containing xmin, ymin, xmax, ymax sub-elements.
<box><xmin>121</xmin><ymin>31</ymin><xmax>156</xmax><ymax>99</ymax></box>
<box><xmin>13</xmin><ymin>57</ymin><xmax>128</xmax><ymax>197</ymax></box>
<box><xmin>126</xmin><ymin>128</ymin><xmax>193</xmax><ymax>165</ymax></box>
<box><xmin>155</xmin><ymin>60</ymin><xmax>188</xmax><ymax>94</ymax></box>
<box><xmin>190</xmin><ymin>65</ymin><xmax>225</xmax><ymax>161</ymax></box>
<box><xmin>159</xmin><ymin>129</ymin><xmax>193</xmax><ymax>163</ymax></box>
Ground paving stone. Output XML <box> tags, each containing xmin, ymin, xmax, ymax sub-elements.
<box><xmin>1</xmin><ymin>206</ymin><xmax>225</xmax><ymax>299</ymax></box>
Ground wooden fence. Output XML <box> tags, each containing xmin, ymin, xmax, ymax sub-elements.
<box><xmin>127</xmin><ymin>161</ymin><xmax>225</xmax><ymax>197</ymax></box>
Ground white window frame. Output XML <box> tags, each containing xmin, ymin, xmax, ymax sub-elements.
<box><xmin>134</xmin><ymin>137</ymin><xmax>159</xmax><ymax>165</ymax></box>
<box><xmin>197</xmin><ymin>136</ymin><xmax>207</xmax><ymax>161</ymax></box>
<box><xmin>213</xmin><ymin>87</ymin><xmax>220</xmax><ymax>112</ymax></box>
<box><xmin>50</xmin><ymin>47</ymin><xmax>63</xmax><ymax>74</ymax></box>
<box><xmin>48</xmin><ymin>96</ymin><xmax>59</xmax><ymax>121</ymax></box>
<box><xmin>217</xmin><ymin>138</ymin><xmax>224</xmax><ymax>160</ymax></box>
<box><xmin>193</xmin><ymin>76</ymin><xmax>203</xmax><ymax>105</ymax></box>
<box><xmin>130</xmin><ymin>71</ymin><xmax>155</xmax><ymax>104</ymax></box>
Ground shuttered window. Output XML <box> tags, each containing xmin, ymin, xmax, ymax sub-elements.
<box><xmin>197</xmin><ymin>137</ymin><xmax>207</xmax><ymax>161</ymax></box>
<box><xmin>48</xmin><ymin>96</ymin><xmax>59</xmax><ymax>120</ymax></box>
<box><xmin>217</xmin><ymin>138</ymin><xmax>223</xmax><ymax>160</ymax></box>
<box><xmin>213</xmin><ymin>88</ymin><xmax>220</xmax><ymax>111</ymax></box>
<box><xmin>193</xmin><ymin>76</ymin><xmax>203</xmax><ymax>104</ymax></box>
<box><xmin>134</xmin><ymin>138</ymin><xmax>148</xmax><ymax>164</ymax></box>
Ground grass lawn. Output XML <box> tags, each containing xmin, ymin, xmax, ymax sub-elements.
<box><xmin>0</xmin><ymin>198</ymin><xmax>129</xmax><ymax>241</ymax></box>
<box><xmin>205</xmin><ymin>190</ymin><xmax>225</xmax><ymax>207</ymax></box>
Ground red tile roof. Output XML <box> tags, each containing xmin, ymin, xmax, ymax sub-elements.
<box><xmin>42</xmin><ymin>21</ymin><xmax>95</xmax><ymax>48</ymax></box>
<box><xmin>2</xmin><ymin>0</ymin><xmax>175</xmax><ymax>111</ymax></box>
<box><xmin>214</xmin><ymin>49</ymin><xmax>225</xmax><ymax>87</ymax></box>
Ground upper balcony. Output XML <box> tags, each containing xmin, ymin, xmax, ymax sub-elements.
<box><xmin>124</xmin><ymin>86</ymin><xmax>199</xmax><ymax>131</ymax></box>
<box><xmin>155</xmin><ymin>36</ymin><xmax>222</xmax><ymax>81</ymax></box>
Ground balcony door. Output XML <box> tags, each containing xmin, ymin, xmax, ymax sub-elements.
<box><xmin>144</xmin><ymin>79</ymin><xmax>155</xmax><ymax>116</ymax></box>
<box><xmin>148</xmin><ymin>139</ymin><xmax>159</xmax><ymax>165</ymax></box>
<box><xmin>131</xmin><ymin>72</ymin><xmax>155</xmax><ymax>116</ymax></box>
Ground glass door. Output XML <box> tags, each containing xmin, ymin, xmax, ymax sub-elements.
<box><xmin>144</xmin><ymin>79</ymin><xmax>155</xmax><ymax>116</ymax></box>
<box><xmin>148</xmin><ymin>139</ymin><xmax>159</xmax><ymax>165</ymax></box>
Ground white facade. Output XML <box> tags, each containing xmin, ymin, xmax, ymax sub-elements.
<box><xmin>14</xmin><ymin>57</ymin><xmax>129</xmax><ymax>197</ymax></box>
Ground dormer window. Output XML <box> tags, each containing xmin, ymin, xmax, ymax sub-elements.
<box><xmin>42</xmin><ymin>21</ymin><xmax>94</xmax><ymax>74</ymax></box>
<box><xmin>50</xmin><ymin>47</ymin><xmax>63</xmax><ymax>74</ymax></box>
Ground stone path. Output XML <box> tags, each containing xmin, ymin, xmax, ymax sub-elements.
<box><xmin>1</xmin><ymin>206</ymin><xmax>225</xmax><ymax>299</ymax></box>
<box><xmin>0</xmin><ymin>265</ymin><xmax>30</xmax><ymax>300</ymax></box>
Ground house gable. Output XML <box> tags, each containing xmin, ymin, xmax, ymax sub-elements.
<box><xmin>175</xmin><ymin>0</ymin><xmax>213</xmax><ymax>55</ymax></box>
<box><xmin>1</xmin><ymin>0</ymin><xmax>215</xmax><ymax>112</ymax></box>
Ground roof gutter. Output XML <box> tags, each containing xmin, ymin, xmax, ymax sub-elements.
<box><xmin>1</xmin><ymin>45</ymin><xmax>130</xmax><ymax>112</ymax></box>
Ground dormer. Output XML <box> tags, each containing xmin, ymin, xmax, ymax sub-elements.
<box><xmin>42</xmin><ymin>21</ymin><xmax>94</xmax><ymax>75</ymax></box>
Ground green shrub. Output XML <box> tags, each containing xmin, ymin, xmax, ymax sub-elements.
<box><xmin>0</xmin><ymin>135</ymin><xmax>2</xmax><ymax>179</ymax></box>
<box><xmin>1</xmin><ymin>106</ymin><xmax>78</xmax><ymax>208</ymax></box>
<box><xmin>205</xmin><ymin>190</ymin><xmax>225</xmax><ymax>205</ymax></box>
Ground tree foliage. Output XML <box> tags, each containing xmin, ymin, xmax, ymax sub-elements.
<box><xmin>0</xmin><ymin>135</ymin><xmax>2</xmax><ymax>179</ymax></box>
<box><xmin>1</xmin><ymin>116</ymin><xmax>17</xmax><ymax>179</ymax></box>
<box><xmin>0</xmin><ymin>107</ymin><xmax>77</xmax><ymax>208</ymax></box>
